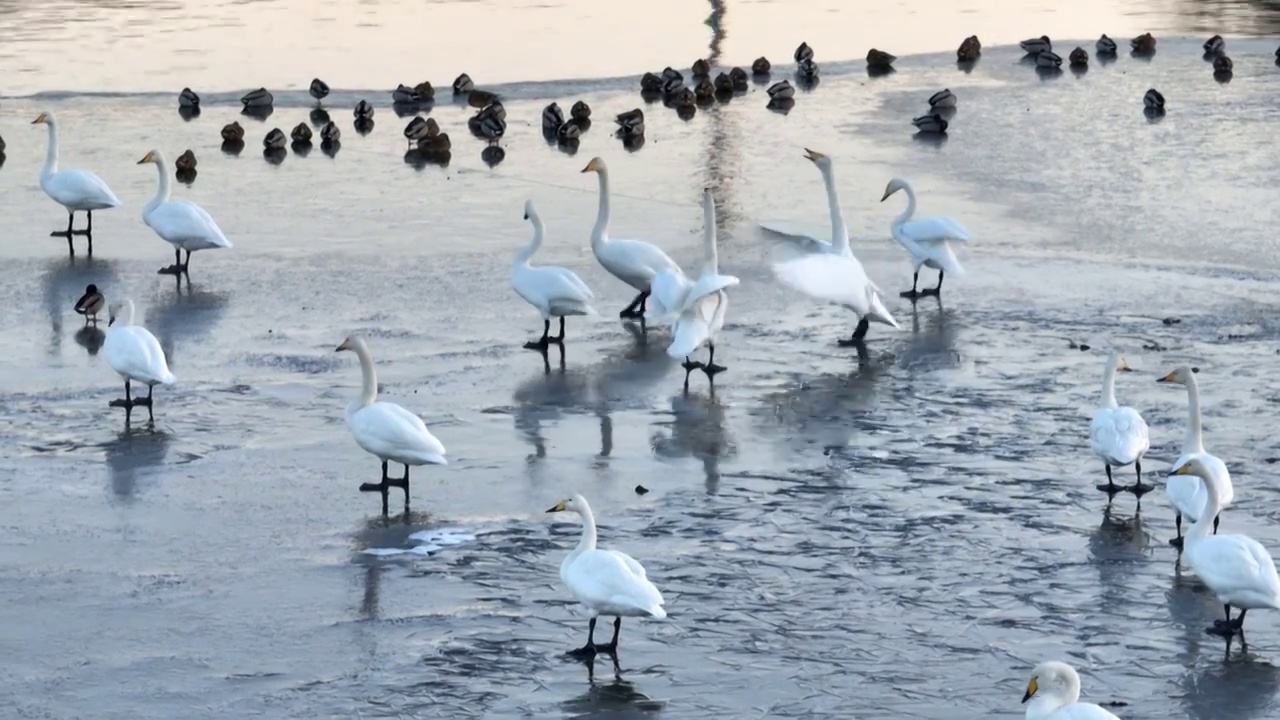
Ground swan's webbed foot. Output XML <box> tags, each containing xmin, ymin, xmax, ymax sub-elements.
<box><xmin>899</xmin><ymin>289</ymin><xmax>922</xmax><ymax>299</ymax></box>
<box><xmin>1206</xmin><ymin>624</ymin><xmax>1240</xmax><ymax>638</ymax></box>
<box><xmin>1095</xmin><ymin>482</ymin><xmax>1122</xmax><ymax>495</ymax></box>
<box><xmin>108</xmin><ymin>398</ymin><xmax>132</xmax><ymax>408</ymax></box>
<box><xmin>70</xmin><ymin>229</ymin><xmax>91</xmax><ymax>237</ymax></box>
<box><xmin>1169</xmin><ymin>536</ymin><xmax>1184</xmax><ymax>549</ymax></box>
<box><xmin>592</xmin><ymin>641</ymin><xmax>618</xmax><ymax>654</ymax></box>
<box><xmin>838</xmin><ymin>317</ymin><xmax>871</xmax><ymax>346</ymax></box>
<box><xmin>919</xmin><ymin>287</ymin><xmax>940</xmax><ymax>297</ymax></box>
<box><xmin>50</xmin><ymin>230</ymin><xmax>73</xmax><ymax>239</ymax></box>
<box><xmin>681</xmin><ymin>359</ymin><xmax>704</xmax><ymax>373</ymax></box>
<box><xmin>1128</xmin><ymin>481</ymin><xmax>1154</xmax><ymax>497</ymax></box>
<box><xmin>566</xmin><ymin>644</ymin><xmax>598</xmax><ymax>659</ymax></box>
<box><xmin>619</xmin><ymin>308</ymin><xmax>643</xmax><ymax>319</ymax></box>
<box><xmin>157</xmin><ymin>264</ymin><xmax>189</xmax><ymax>276</ymax></box>
<box><xmin>524</xmin><ymin>338</ymin><xmax>551</xmax><ymax>351</ymax></box>
<box><xmin>703</xmin><ymin>363</ymin><xmax>727</xmax><ymax>377</ymax></box>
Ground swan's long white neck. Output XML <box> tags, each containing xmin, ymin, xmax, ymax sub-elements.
<box><xmin>350</xmin><ymin>341</ymin><xmax>379</xmax><ymax>410</ymax></box>
<box><xmin>891</xmin><ymin>182</ymin><xmax>918</xmax><ymax>230</ymax></box>
<box><xmin>515</xmin><ymin>213</ymin><xmax>544</xmax><ymax>268</ymax></box>
<box><xmin>116</xmin><ymin>298</ymin><xmax>136</xmax><ymax>327</ymax></box>
<box><xmin>1186</xmin><ymin>469</ymin><xmax>1220</xmax><ymax>544</ymax></box>
<box><xmin>1100</xmin><ymin>362</ymin><xmax>1119</xmax><ymax>409</ymax></box>
<box><xmin>1183</xmin><ymin>375</ymin><xmax>1206</xmax><ymax>454</ymax></box>
<box><xmin>146</xmin><ymin>154</ymin><xmax>172</xmax><ymax>216</ymax></box>
<box><xmin>819</xmin><ymin>164</ymin><xmax>850</xmax><ymax>254</ymax></box>
<box><xmin>572</xmin><ymin>502</ymin><xmax>598</xmax><ymax>557</ymax></box>
<box><xmin>590</xmin><ymin>169</ymin><xmax>612</xmax><ymax>250</ymax></box>
<box><xmin>700</xmin><ymin>192</ymin><xmax>719</xmax><ymax>275</ymax></box>
<box><xmin>41</xmin><ymin>121</ymin><xmax>60</xmax><ymax>179</ymax></box>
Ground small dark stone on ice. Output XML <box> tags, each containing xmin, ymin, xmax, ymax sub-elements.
<box><xmin>1079</xmin><ymin>344</ymin><xmax>1091</xmax><ymax>351</ymax></box>
<box><xmin>1162</xmin><ymin>317</ymin><xmax>1181</xmax><ymax>325</ymax></box>
<box><xmin>635</xmin><ymin>485</ymin><xmax>649</xmax><ymax>495</ymax></box>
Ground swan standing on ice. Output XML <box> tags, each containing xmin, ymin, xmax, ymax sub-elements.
<box><xmin>1158</xmin><ymin>366</ymin><xmax>1233</xmax><ymax>548</ymax></box>
<box><xmin>511</xmin><ymin>200</ymin><xmax>595</xmax><ymax>349</ymax></box>
<box><xmin>1172</xmin><ymin>456</ymin><xmax>1280</xmax><ymax>639</ymax></box>
<box><xmin>336</xmin><ymin>336</ymin><xmax>447</xmax><ymax>515</ymax></box>
<box><xmin>547</xmin><ymin>494</ymin><xmax>666</xmax><ymax>657</ymax></box>
<box><xmin>1021</xmin><ymin>661</ymin><xmax>1121</xmax><ymax>719</ymax></box>
<box><xmin>138</xmin><ymin>149</ymin><xmax>233</xmax><ymax>276</ymax></box>
<box><xmin>771</xmin><ymin>149</ymin><xmax>898</xmax><ymax>345</ymax></box>
<box><xmin>32</xmin><ymin>111</ymin><xmax>122</xmax><ymax>255</ymax></box>
<box><xmin>654</xmin><ymin>188</ymin><xmax>739</xmax><ymax>385</ymax></box>
<box><xmin>581</xmin><ymin>157</ymin><xmax>685</xmax><ymax>322</ymax></box>
<box><xmin>1088</xmin><ymin>352</ymin><xmax>1150</xmax><ymax>496</ymax></box>
<box><xmin>103</xmin><ymin>298</ymin><xmax>176</xmax><ymax>422</ymax></box>
<box><xmin>880</xmin><ymin>178</ymin><xmax>971</xmax><ymax>299</ymax></box>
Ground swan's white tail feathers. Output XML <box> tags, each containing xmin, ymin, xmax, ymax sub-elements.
<box><xmin>930</xmin><ymin>245</ymin><xmax>965</xmax><ymax>277</ymax></box>
<box><xmin>647</xmin><ymin>604</ymin><xmax>668</xmax><ymax>619</ymax></box>
<box><xmin>667</xmin><ymin>315</ymin><xmax>711</xmax><ymax>358</ymax></box>
<box><xmin>866</xmin><ymin>289</ymin><xmax>900</xmax><ymax>329</ymax></box>
<box><xmin>550</xmin><ymin>299</ymin><xmax>594</xmax><ymax>317</ymax></box>
<box><xmin>157</xmin><ymin>369</ymin><xmax>177</xmax><ymax>385</ymax></box>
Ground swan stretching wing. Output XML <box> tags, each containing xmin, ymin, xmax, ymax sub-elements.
<box><xmin>773</xmin><ymin>253</ymin><xmax>898</xmax><ymax>329</ymax></box>
<box><xmin>668</xmin><ymin>290</ymin><xmax>729</xmax><ymax>359</ymax></box>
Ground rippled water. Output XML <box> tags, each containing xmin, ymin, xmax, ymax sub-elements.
<box><xmin>2</xmin><ymin>19</ymin><xmax>1280</xmax><ymax>720</ymax></box>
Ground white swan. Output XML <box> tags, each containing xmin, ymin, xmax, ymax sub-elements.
<box><xmin>336</xmin><ymin>336</ymin><xmax>447</xmax><ymax>515</ymax></box>
<box><xmin>1172</xmin><ymin>456</ymin><xmax>1280</xmax><ymax>639</ymax></box>
<box><xmin>880</xmin><ymin>177</ymin><xmax>971</xmax><ymax>299</ymax></box>
<box><xmin>657</xmin><ymin>188</ymin><xmax>740</xmax><ymax>384</ymax></box>
<box><xmin>32</xmin><ymin>111</ymin><xmax>122</xmax><ymax>252</ymax></box>
<box><xmin>511</xmin><ymin>200</ymin><xmax>595</xmax><ymax>349</ymax></box>
<box><xmin>1158</xmin><ymin>366</ymin><xmax>1233</xmax><ymax>547</ymax></box>
<box><xmin>581</xmin><ymin>157</ymin><xmax>685</xmax><ymax>321</ymax></box>
<box><xmin>1088</xmin><ymin>352</ymin><xmax>1150</xmax><ymax>495</ymax></box>
<box><xmin>138</xmin><ymin>149</ymin><xmax>233</xmax><ymax>275</ymax></box>
<box><xmin>103</xmin><ymin>298</ymin><xmax>176</xmax><ymax>422</ymax></box>
<box><xmin>771</xmin><ymin>149</ymin><xmax>898</xmax><ymax>345</ymax></box>
<box><xmin>547</xmin><ymin>494</ymin><xmax>666</xmax><ymax>656</ymax></box>
<box><xmin>1021</xmin><ymin>661</ymin><xmax>1121</xmax><ymax>720</ymax></box>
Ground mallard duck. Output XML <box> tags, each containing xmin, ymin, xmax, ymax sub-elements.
<box><xmin>354</xmin><ymin>99</ymin><xmax>374</xmax><ymax>119</ymax></box>
<box><xmin>866</xmin><ymin>48</ymin><xmax>896</xmax><ymax>68</ymax></box>
<box><xmin>957</xmin><ymin>36</ymin><xmax>981</xmax><ymax>62</ymax></box>
<box><xmin>75</xmin><ymin>284</ymin><xmax>105</xmax><ymax>323</ymax></box>
<box><xmin>1096</xmin><ymin>34</ymin><xmax>1118</xmax><ymax>54</ymax></box>
<box><xmin>403</xmin><ymin>117</ymin><xmax>430</xmax><ymax>146</ymax></box>
<box><xmin>1204</xmin><ymin>34</ymin><xmax>1225</xmax><ymax>55</ymax></box>
<box><xmin>729</xmin><ymin>67</ymin><xmax>748</xmax><ymax>90</ymax></box>
<box><xmin>263</xmin><ymin>128</ymin><xmax>286</xmax><ymax>150</ymax></box>
<box><xmin>662</xmin><ymin>73</ymin><xmax>684</xmax><ymax>95</ymax></box>
<box><xmin>615</xmin><ymin>108</ymin><xmax>644</xmax><ymax>137</ymax></box>
<box><xmin>557</xmin><ymin>121</ymin><xmax>581</xmax><ymax>141</ymax></box>
<box><xmin>1144</xmin><ymin>88</ymin><xmax>1165</xmax><ymax>110</ymax></box>
<box><xmin>423</xmin><ymin>117</ymin><xmax>441</xmax><ymax>138</ymax></box>
<box><xmin>179</xmin><ymin>87</ymin><xmax>200</xmax><ymax>108</ymax></box>
<box><xmin>1069</xmin><ymin>47</ymin><xmax>1089</xmax><ymax>66</ymax></box>
<box><xmin>221</xmin><ymin>121</ymin><xmax>245</xmax><ymax>142</ymax></box>
<box><xmin>414</xmin><ymin>81</ymin><xmax>435</xmax><ymax>101</ymax></box>
<box><xmin>1020</xmin><ymin>36</ymin><xmax>1052</xmax><ymax>55</ymax></box>
<box><xmin>291</xmin><ymin>123</ymin><xmax>312</xmax><ymax>143</ymax></box>
<box><xmin>470</xmin><ymin>103</ymin><xmax>506</xmax><ymax>143</ymax></box>
<box><xmin>693</xmin><ymin>78</ymin><xmax>715</xmax><ymax>103</ymax></box>
<box><xmin>1131</xmin><ymin>32</ymin><xmax>1156</xmax><ymax>52</ymax></box>
<box><xmin>320</xmin><ymin>121</ymin><xmax>341</xmax><ymax>144</ymax></box>
<box><xmin>752</xmin><ymin>57</ymin><xmax>771</xmax><ymax>75</ymax></box>
<box><xmin>928</xmin><ymin>89</ymin><xmax>956</xmax><ymax>109</ymax></box>
<box><xmin>419</xmin><ymin>132</ymin><xmax>451</xmax><ymax>153</ymax></box>
<box><xmin>797</xmin><ymin>59</ymin><xmax>819</xmax><ymax>78</ymax></box>
<box><xmin>1214</xmin><ymin>54</ymin><xmax>1233</xmax><ymax>73</ymax></box>
<box><xmin>714</xmin><ymin>72</ymin><xmax>733</xmax><ymax>94</ymax></box>
<box><xmin>468</xmin><ymin>89</ymin><xmax>498</xmax><ymax>108</ymax></box>
<box><xmin>672</xmin><ymin>87</ymin><xmax>697</xmax><ymax>110</ymax></box>
<box><xmin>794</xmin><ymin>42</ymin><xmax>813</xmax><ymax>63</ymax></box>
<box><xmin>310</xmin><ymin>78</ymin><xmax>330</xmax><ymax>103</ymax></box>
<box><xmin>1036</xmin><ymin>50</ymin><xmax>1063</xmax><ymax>68</ymax></box>
<box><xmin>0</xmin><ymin>133</ymin><xmax>5</xmax><ymax>153</ymax></box>
<box><xmin>392</xmin><ymin>84</ymin><xmax>419</xmax><ymax>104</ymax></box>
<box><xmin>692</xmin><ymin>58</ymin><xmax>710</xmax><ymax>76</ymax></box>
<box><xmin>767</xmin><ymin>79</ymin><xmax>794</xmax><ymax>100</ymax></box>
<box><xmin>453</xmin><ymin>73</ymin><xmax>474</xmax><ymax>94</ymax></box>
<box><xmin>640</xmin><ymin>72</ymin><xmax>662</xmax><ymax>91</ymax></box>
<box><xmin>481</xmin><ymin>145</ymin><xmax>505</xmax><ymax>167</ymax></box>
<box><xmin>571</xmin><ymin>101</ymin><xmax>591</xmax><ymax>121</ymax></box>
<box><xmin>241</xmin><ymin>87</ymin><xmax>273</xmax><ymax>108</ymax></box>
<box><xmin>175</xmin><ymin>149</ymin><xmax>197</xmax><ymax>172</ymax></box>
<box><xmin>542</xmin><ymin>102</ymin><xmax>565</xmax><ymax>134</ymax></box>
<box><xmin>912</xmin><ymin>113</ymin><xmax>948</xmax><ymax>134</ymax></box>
<box><xmin>484</xmin><ymin>100</ymin><xmax>506</xmax><ymax>122</ymax></box>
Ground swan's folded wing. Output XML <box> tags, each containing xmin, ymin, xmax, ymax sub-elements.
<box><xmin>1054</xmin><ymin>703</ymin><xmax>1122</xmax><ymax>720</ymax></box>
<box><xmin>899</xmin><ymin>215</ymin><xmax>971</xmax><ymax>244</ymax></box>
<box><xmin>1197</xmin><ymin>536</ymin><xmax>1268</xmax><ymax>590</ymax></box>
<box><xmin>529</xmin><ymin>266</ymin><xmax>595</xmax><ymax>305</ymax></box>
<box><xmin>609</xmin><ymin>238</ymin><xmax>683</xmax><ymax>276</ymax></box>
<box><xmin>568</xmin><ymin>549</ymin><xmax>665</xmax><ymax>614</ymax></box>
<box><xmin>148</xmin><ymin>201</ymin><xmax>232</xmax><ymax>247</ymax></box>
<box><xmin>772</xmin><ymin>253</ymin><xmax>872</xmax><ymax>314</ymax></box>
<box><xmin>552</xmin><ymin>267</ymin><xmax>594</xmax><ymax>299</ymax></box>
<box><xmin>1090</xmin><ymin>407</ymin><xmax>1149</xmax><ymax>465</ymax></box>
<box><xmin>52</xmin><ymin>169</ymin><xmax>122</xmax><ymax>207</ymax></box>
<box><xmin>352</xmin><ymin>402</ymin><xmax>448</xmax><ymax>463</ymax></box>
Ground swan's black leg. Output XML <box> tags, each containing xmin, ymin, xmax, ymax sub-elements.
<box><xmin>703</xmin><ymin>342</ymin><xmax>726</xmax><ymax>376</ymax></box>
<box><xmin>79</xmin><ymin>209</ymin><xmax>93</xmax><ymax>237</ymax></box>
<box><xmin>1214</xmin><ymin>513</ymin><xmax>1221</xmax><ymax>535</ymax></box>
<box><xmin>1095</xmin><ymin>465</ymin><xmax>1121</xmax><ymax>495</ymax></box>
<box><xmin>637</xmin><ymin>290</ymin><xmax>649</xmax><ymax>316</ymax></box>
<box><xmin>900</xmin><ymin>271</ymin><xmax>920</xmax><ymax>299</ymax></box>
<box><xmin>110</xmin><ymin>379</ymin><xmax>133</xmax><ymax>409</ymax></box>
<box><xmin>385</xmin><ymin>465</ymin><xmax>410</xmax><ymax>511</ymax></box>
<box><xmin>360</xmin><ymin>460</ymin><xmax>393</xmax><ymax>515</ymax></box>
<box><xmin>524</xmin><ymin>320</ymin><xmax>551</xmax><ymax>350</ymax></box>
<box><xmin>682</xmin><ymin>356</ymin><xmax>703</xmax><ymax>387</ymax></box>
<box><xmin>921</xmin><ymin>270</ymin><xmax>943</xmax><ymax>297</ymax></box>
<box><xmin>594</xmin><ymin>617</ymin><xmax>621</xmax><ymax>653</ymax></box>
<box><xmin>1170</xmin><ymin>513</ymin><xmax>1184</xmax><ymax>548</ymax></box>
<box><xmin>567</xmin><ymin>617</ymin><xmax>599</xmax><ymax>658</ymax></box>
<box><xmin>838</xmin><ymin>318</ymin><xmax>870</xmax><ymax>347</ymax></box>
<box><xmin>1209</xmin><ymin>605</ymin><xmax>1246</xmax><ymax>636</ymax></box>
<box><xmin>1129</xmin><ymin>460</ymin><xmax>1153</xmax><ymax>496</ymax></box>
<box><xmin>553</xmin><ymin>316</ymin><xmax>566</xmax><ymax>343</ymax></box>
<box><xmin>619</xmin><ymin>291</ymin><xmax>645</xmax><ymax>319</ymax></box>
<box><xmin>181</xmin><ymin>249</ymin><xmax>192</xmax><ymax>273</ymax></box>
<box><xmin>160</xmin><ymin>247</ymin><xmax>182</xmax><ymax>275</ymax></box>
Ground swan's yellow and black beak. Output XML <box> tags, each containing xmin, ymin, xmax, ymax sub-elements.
<box><xmin>107</xmin><ymin>313</ymin><xmax>116</xmax><ymax>327</ymax></box>
<box><xmin>1021</xmin><ymin>677</ymin><xmax>1038</xmax><ymax>704</ymax></box>
<box><xmin>1156</xmin><ymin>370</ymin><xmax>1177</xmax><ymax>383</ymax></box>
<box><xmin>335</xmin><ymin>338</ymin><xmax>353</xmax><ymax>352</ymax></box>
<box><xmin>32</xmin><ymin>113</ymin><xmax>47</xmax><ymax>125</ymax></box>
<box><xmin>802</xmin><ymin>148</ymin><xmax>823</xmax><ymax>163</ymax></box>
<box><xmin>1170</xmin><ymin>463</ymin><xmax>1194</xmax><ymax>477</ymax></box>
<box><xmin>137</xmin><ymin>151</ymin><xmax>154</xmax><ymax>165</ymax></box>
<box><xmin>1118</xmin><ymin>358</ymin><xmax>1133</xmax><ymax>373</ymax></box>
<box><xmin>580</xmin><ymin>158</ymin><xmax>600</xmax><ymax>173</ymax></box>
<box><xmin>523</xmin><ymin>211</ymin><xmax>529</xmax><ymax>220</ymax></box>
<box><xmin>546</xmin><ymin>500</ymin><xmax>568</xmax><ymax>513</ymax></box>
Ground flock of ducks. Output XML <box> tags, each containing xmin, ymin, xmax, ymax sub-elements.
<box><xmin>19</xmin><ymin>34</ymin><xmax>1280</xmax><ymax>717</ymax></box>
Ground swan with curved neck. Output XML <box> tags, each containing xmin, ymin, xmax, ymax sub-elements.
<box><xmin>102</xmin><ymin>297</ymin><xmax>176</xmax><ymax>422</ymax></box>
<box><xmin>511</xmin><ymin>200</ymin><xmax>595</xmax><ymax>349</ymax></box>
<box><xmin>32</xmin><ymin>111</ymin><xmax>122</xmax><ymax>255</ymax></box>
<box><xmin>547</xmin><ymin>494</ymin><xmax>666</xmax><ymax>657</ymax></box>
<box><xmin>1088</xmin><ymin>352</ymin><xmax>1150</xmax><ymax>497</ymax></box>
<box><xmin>1172</xmin><ymin>456</ymin><xmax>1280</xmax><ymax>640</ymax></box>
<box><xmin>1021</xmin><ymin>661</ymin><xmax>1119</xmax><ymax>720</ymax></box>
<box><xmin>1158</xmin><ymin>366</ymin><xmax>1233</xmax><ymax>547</ymax></box>
<box><xmin>663</xmin><ymin>188</ymin><xmax>740</xmax><ymax>385</ymax></box>
<box><xmin>581</xmin><ymin>157</ymin><xmax>684</xmax><ymax>321</ymax></box>
<box><xmin>138</xmin><ymin>149</ymin><xmax>233</xmax><ymax>276</ymax></box>
<box><xmin>880</xmin><ymin>177</ymin><xmax>971</xmax><ymax>299</ymax></box>
<box><xmin>335</xmin><ymin>335</ymin><xmax>447</xmax><ymax>515</ymax></box>
<box><xmin>772</xmin><ymin>149</ymin><xmax>899</xmax><ymax>345</ymax></box>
